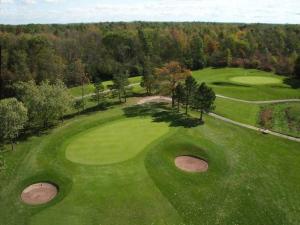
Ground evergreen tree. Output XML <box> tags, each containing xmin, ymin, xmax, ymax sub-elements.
<box><xmin>112</xmin><ymin>69</ymin><xmax>129</xmax><ymax>102</ymax></box>
<box><xmin>184</xmin><ymin>76</ymin><xmax>197</xmax><ymax>115</ymax></box>
<box><xmin>294</xmin><ymin>56</ymin><xmax>300</xmax><ymax>79</ymax></box>
<box><xmin>192</xmin><ymin>82</ymin><xmax>216</xmax><ymax>122</ymax></box>
<box><xmin>174</xmin><ymin>82</ymin><xmax>185</xmax><ymax>112</ymax></box>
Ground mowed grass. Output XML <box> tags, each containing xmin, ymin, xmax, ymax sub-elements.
<box><xmin>69</xmin><ymin>76</ymin><xmax>141</xmax><ymax>97</ymax></box>
<box><xmin>1</xmin><ymin>102</ymin><xmax>300</xmax><ymax>225</ymax></box>
<box><xmin>65</xmin><ymin>117</ymin><xmax>170</xmax><ymax>165</ymax></box>
<box><xmin>214</xmin><ymin>97</ymin><xmax>261</xmax><ymax>126</ymax></box>
<box><xmin>192</xmin><ymin>68</ymin><xmax>300</xmax><ymax>100</ymax></box>
<box><xmin>229</xmin><ymin>76</ymin><xmax>282</xmax><ymax>85</ymax></box>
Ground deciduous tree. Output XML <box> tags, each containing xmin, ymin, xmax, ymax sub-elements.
<box><xmin>0</xmin><ymin>98</ymin><xmax>28</xmax><ymax>150</ymax></box>
<box><xmin>155</xmin><ymin>61</ymin><xmax>191</xmax><ymax>107</ymax></box>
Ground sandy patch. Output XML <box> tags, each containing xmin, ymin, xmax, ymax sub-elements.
<box><xmin>175</xmin><ymin>156</ymin><xmax>208</xmax><ymax>172</ymax></box>
<box><xmin>137</xmin><ymin>96</ymin><xmax>172</xmax><ymax>105</ymax></box>
<box><xmin>21</xmin><ymin>182</ymin><xmax>58</xmax><ymax>205</ymax></box>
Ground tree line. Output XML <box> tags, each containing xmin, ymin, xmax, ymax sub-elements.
<box><xmin>1</xmin><ymin>22</ymin><xmax>300</xmax><ymax>99</ymax></box>
<box><xmin>0</xmin><ymin>60</ymin><xmax>216</xmax><ymax>150</ymax></box>
<box><xmin>0</xmin><ymin>80</ymin><xmax>72</xmax><ymax>150</ymax></box>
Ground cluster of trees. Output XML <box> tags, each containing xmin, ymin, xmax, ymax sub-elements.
<box><xmin>151</xmin><ymin>61</ymin><xmax>216</xmax><ymax>121</ymax></box>
<box><xmin>1</xmin><ymin>22</ymin><xmax>300</xmax><ymax>99</ymax></box>
<box><xmin>0</xmin><ymin>80</ymin><xmax>72</xmax><ymax>149</ymax></box>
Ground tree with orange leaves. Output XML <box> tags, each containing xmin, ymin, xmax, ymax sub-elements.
<box><xmin>155</xmin><ymin>61</ymin><xmax>191</xmax><ymax>107</ymax></box>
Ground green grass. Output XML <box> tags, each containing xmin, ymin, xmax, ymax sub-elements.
<box><xmin>1</xmin><ymin>67</ymin><xmax>300</xmax><ymax>224</ymax></box>
<box><xmin>69</xmin><ymin>76</ymin><xmax>141</xmax><ymax>97</ymax></box>
<box><xmin>229</xmin><ymin>76</ymin><xmax>282</xmax><ymax>85</ymax></box>
<box><xmin>214</xmin><ymin>97</ymin><xmax>261</xmax><ymax>126</ymax></box>
<box><xmin>1</xmin><ymin>101</ymin><xmax>300</xmax><ymax>225</ymax></box>
<box><xmin>65</xmin><ymin>117</ymin><xmax>170</xmax><ymax>165</ymax></box>
<box><xmin>192</xmin><ymin>68</ymin><xmax>300</xmax><ymax>100</ymax></box>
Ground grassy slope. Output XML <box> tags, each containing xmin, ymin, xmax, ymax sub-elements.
<box><xmin>1</xmin><ymin>102</ymin><xmax>300</xmax><ymax>225</ymax></box>
<box><xmin>192</xmin><ymin>68</ymin><xmax>300</xmax><ymax>100</ymax></box>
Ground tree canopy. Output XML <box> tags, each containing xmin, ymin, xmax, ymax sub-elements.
<box><xmin>1</xmin><ymin>22</ymin><xmax>299</xmax><ymax>98</ymax></box>
<box><xmin>0</xmin><ymin>98</ymin><xmax>28</xmax><ymax>150</ymax></box>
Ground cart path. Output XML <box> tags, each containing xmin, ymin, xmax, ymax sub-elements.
<box><xmin>137</xmin><ymin>96</ymin><xmax>300</xmax><ymax>143</ymax></box>
<box><xmin>216</xmin><ymin>94</ymin><xmax>300</xmax><ymax>104</ymax></box>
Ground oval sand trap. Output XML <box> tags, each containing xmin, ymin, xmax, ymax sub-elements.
<box><xmin>175</xmin><ymin>156</ymin><xmax>208</xmax><ymax>172</ymax></box>
<box><xmin>229</xmin><ymin>76</ymin><xmax>281</xmax><ymax>85</ymax></box>
<box><xmin>21</xmin><ymin>182</ymin><xmax>58</xmax><ymax>205</ymax></box>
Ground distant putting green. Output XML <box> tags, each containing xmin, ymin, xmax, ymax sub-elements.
<box><xmin>65</xmin><ymin>117</ymin><xmax>169</xmax><ymax>165</ymax></box>
<box><xmin>230</xmin><ymin>76</ymin><xmax>282</xmax><ymax>85</ymax></box>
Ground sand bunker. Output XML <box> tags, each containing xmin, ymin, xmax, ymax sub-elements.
<box><xmin>137</xmin><ymin>96</ymin><xmax>172</xmax><ymax>105</ymax></box>
<box><xmin>21</xmin><ymin>182</ymin><xmax>58</xmax><ymax>205</ymax></box>
<box><xmin>175</xmin><ymin>156</ymin><xmax>208</xmax><ymax>172</ymax></box>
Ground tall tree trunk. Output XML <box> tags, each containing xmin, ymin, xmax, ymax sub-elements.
<box><xmin>0</xmin><ymin>44</ymin><xmax>3</xmax><ymax>99</ymax></box>
<box><xmin>11</xmin><ymin>140</ymin><xmax>14</xmax><ymax>151</ymax></box>
<box><xmin>124</xmin><ymin>90</ymin><xmax>127</xmax><ymax>102</ymax></box>
<box><xmin>118</xmin><ymin>90</ymin><xmax>121</xmax><ymax>102</ymax></box>
<box><xmin>171</xmin><ymin>90</ymin><xmax>175</xmax><ymax>108</ymax></box>
<box><xmin>200</xmin><ymin>110</ymin><xmax>203</xmax><ymax>122</ymax></box>
<box><xmin>185</xmin><ymin>94</ymin><xmax>189</xmax><ymax>115</ymax></box>
<box><xmin>81</xmin><ymin>77</ymin><xmax>85</xmax><ymax>110</ymax></box>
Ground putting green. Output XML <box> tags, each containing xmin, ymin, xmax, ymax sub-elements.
<box><xmin>65</xmin><ymin>117</ymin><xmax>170</xmax><ymax>165</ymax></box>
<box><xmin>229</xmin><ymin>76</ymin><xmax>282</xmax><ymax>85</ymax></box>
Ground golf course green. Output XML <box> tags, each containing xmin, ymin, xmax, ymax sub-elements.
<box><xmin>229</xmin><ymin>76</ymin><xmax>282</xmax><ymax>85</ymax></box>
<box><xmin>193</xmin><ymin>68</ymin><xmax>300</xmax><ymax>100</ymax></box>
<box><xmin>1</xmin><ymin>68</ymin><xmax>300</xmax><ymax>225</ymax></box>
<box><xmin>65</xmin><ymin>117</ymin><xmax>170</xmax><ymax>165</ymax></box>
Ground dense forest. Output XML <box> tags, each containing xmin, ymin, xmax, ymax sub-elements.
<box><xmin>0</xmin><ymin>22</ymin><xmax>300</xmax><ymax>98</ymax></box>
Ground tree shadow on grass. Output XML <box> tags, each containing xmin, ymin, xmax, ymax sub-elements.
<box><xmin>212</xmin><ymin>81</ymin><xmax>250</xmax><ymax>88</ymax></box>
<box><xmin>283</xmin><ymin>77</ymin><xmax>300</xmax><ymax>89</ymax></box>
<box><xmin>123</xmin><ymin>103</ymin><xmax>203</xmax><ymax>128</ymax></box>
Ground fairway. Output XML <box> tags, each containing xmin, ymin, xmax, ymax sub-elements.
<box><xmin>65</xmin><ymin>117</ymin><xmax>170</xmax><ymax>165</ymax></box>
<box><xmin>1</xmin><ymin>102</ymin><xmax>300</xmax><ymax>225</ymax></box>
<box><xmin>229</xmin><ymin>76</ymin><xmax>282</xmax><ymax>85</ymax></box>
<box><xmin>192</xmin><ymin>68</ymin><xmax>300</xmax><ymax>100</ymax></box>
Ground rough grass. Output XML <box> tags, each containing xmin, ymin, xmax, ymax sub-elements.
<box><xmin>259</xmin><ymin>103</ymin><xmax>300</xmax><ymax>137</ymax></box>
<box><xmin>1</xmin><ymin>102</ymin><xmax>300</xmax><ymax>225</ymax></box>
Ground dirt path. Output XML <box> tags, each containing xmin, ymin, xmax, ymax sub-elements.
<box><xmin>216</xmin><ymin>94</ymin><xmax>300</xmax><ymax>104</ymax></box>
<box><xmin>137</xmin><ymin>95</ymin><xmax>300</xmax><ymax>143</ymax></box>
